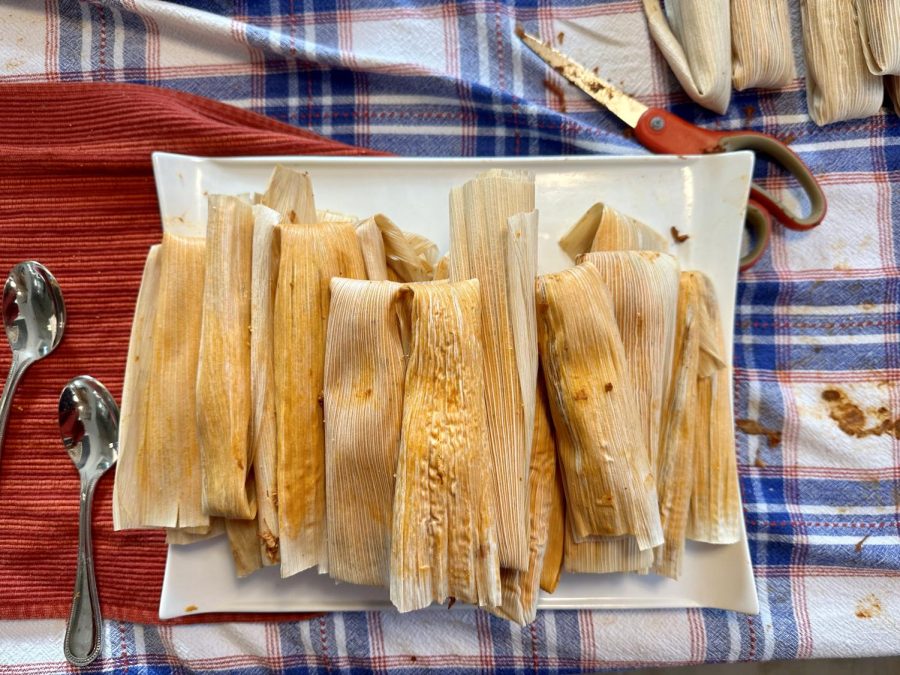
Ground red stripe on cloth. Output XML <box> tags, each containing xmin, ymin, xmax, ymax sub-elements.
<box><xmin>0</xmin><ymin>82</ymin><xmax>380</xmax><ymax>624</ymax></box>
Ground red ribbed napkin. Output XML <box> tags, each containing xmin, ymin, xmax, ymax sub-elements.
<box><xmin>0</xmin><ymin>83</ymin><xmax>376</xmax><ymax>623</ymax></box>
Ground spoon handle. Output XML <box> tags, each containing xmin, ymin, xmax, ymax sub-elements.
<box><xmin>64</xmin><ymin>481</ymin><xmax>102</xmax><ymax>666</ymax></box>
<box><xmin>0</xmin><ymin>356</ymin><xmax>27</xmax><ymax>463</ymax></box>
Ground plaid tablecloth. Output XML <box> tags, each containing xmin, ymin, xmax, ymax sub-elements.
<box><xmin>1</xmin><ymin>0</ymin><xmax>898</xmax><ymax>672</ymax></box>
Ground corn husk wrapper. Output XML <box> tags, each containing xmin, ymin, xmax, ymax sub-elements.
<box><xmin>197</xmin><ymin>195</ymin><xmax>255</xmax><ymax>520</ymax></box>
<box><xmin>536</xmin><ymin>263</ymin><xmax>662</xmax><ymax>550</ymax></box>
<box><xmin>274</xmin><ymin>221</ymin><xmax>367</xmax><ymax>577</ymax></box>
<box><xmin>449</xmin><ymin>169</ymin><xmax>536</xmax><ymax>571</ymax></box>
<box><xmin>731</xmin><ymin>0</ymin><xmax>795</xmax><ymax>90</ymax></box>
<box><xmin>251</xmin><ymin>205</ymin><xmax>281</xmax><ymax>565</ymax></box>
<box><xmin>113</xmin><ymin>244</ymin><xmax>161</xmax><ymax>530</ymax></box>
<box><xmin>390</xmin><ymin>280</ymin><xmax>501</xmax><ymax>613</ymax></box>
<box><xmin>801</xmin><ymin>0</ymin><xmax>884</xmax><ymax>126</ymax></box>
<box><xmin>651</xmin><ymin>273</ymin><xmax>701</xmax><ymax>579</ymax></box>
<box><xmin>491</xmin><ymin>377</ymin><xmax>556</xmax><ymax>626</ymax></box>
<box><xmin>432</xmin><ymin>254</ymin><xmax>450</xmax><ymax>281</ymax></box>
<box><xmin>225</xmin><ymin>508</ymin><xmax>263</xmax><ymax>577</ymax></box>
<box><xmin>260</xmin><ymin>165</ymin><xmax>316</xmax><ymax>223</ymax></box>
<box><xmin>362</xmin><ymin>214</ymin><xmax>436</xmax><ymax>281</ymax></box>
<box><xmin>559</xmin><ymin>203</ymin><xmax>667</xmax><ymax>261</ymax></box>
<box><xmin>317</xmin><ymin>209</ymin><xmax>357</xmax><ymax>222</ymax></box>
<box><xmin>356</xmin><ymin>218</ymin><xmax>390</xmax><ymax>281</ymax></box>
<box><xmin>855</xmin><ymin>0</ymin><xmax>900</xmax><ymax>75</ymax></box>
<box><xmin>325</xmin><ymin>279</ymin><xmax>405</xmax><ymax>587</ymax></box>
<box><xmin>166</xmin><ymin>519</ymin><xmax>225</xmax><ymax>545</ymax></box>
<box><xmin>540</xmin><ymin>445</ymin><xmax>565</xmax><ymax>593</ymax></box>
<box><xmin>687</xmin><ymin>273</ymin><xmax>742</xmax><ymax>544</ymax></box>
<box><xmin>642</xmin><ymin>0</ymin><xmax>731</xmax><ymax>114</ymax></box>
<box><xmin>114</xmin><ymin>234</ymin><xmax>208</xmax><ymax>530</ymax></box>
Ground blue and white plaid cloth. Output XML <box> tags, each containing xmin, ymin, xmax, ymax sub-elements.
<box><xmin>1</xmin><ymin>0</ymin><xmax>898</xmax><ymax>671</ymax></box>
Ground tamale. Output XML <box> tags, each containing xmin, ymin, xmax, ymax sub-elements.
<box><xmin>652</xmin><ymin>273</ymin><xmax>701</xmax><ymax>579</ymax></box>
<box><xmin>403</xmin><ymin>230</ymin><xmax>440</xmax><ymax>271</ymax></box>
<box><xmin>540</xmin><ymin>443</ymin><xmax>565</xmax><ymax>593</ymax></box>
<box><xmin>432</xmin><ymin>254</ymin><xmax>450</xmax><ymax>281</ymax></box>
<box><xmin>356</xmin><ymin>217</ymin><xmax>390</xmax><ymax>281</ymax></box>
<box><xmin>363</xmin><ymin>214</ymin><xmax>434</xmax><ymax>281</ymax></box>
<box><xmin>731</xmin><ymin>0</ymin><xmax>795</xmax><ymax>90</ymax></box>
<box><xmin>580</xmin><ymin>252</ymin><xmax>679</xmax><ymax>469</ymax></box>
<box><xmin>536</xmin><ymin>263</ymin><xmax>662</xmax><ymax>550</ymax></box>
<box><xmin>449</xmin><ymin>169</ymin><xmax>536</xmax><ymax>571</ymax></box>
<box><xmin>113</xmin><ymin>244</ymin><xmax>161</xmax><ymax>531</ymax></box>
<box><xmin>226</xmin><ymin>508</ymin><xmax>263</xmax><ymax>577</ymax></box>
<box><xmin>197</xmin><ymin>195</ymin><xmax>255</xmax><ymax>520</ymax></box>
<box><xmin>325</xmin><ymin>279</ymin><xmax>405</xmax><ymax>587</ymax></box>
<box><xmin>801</xmin><ymin>0</ymin><xmax>883</xmax><ymax>125</ymax></box>
<box><xmin>491</xmin><ymin>375</ymin><xmax>556</xmax><ymax>626</ymax></box>
<box><xmin>251</xmin><ymin>205</ymin><xmax>281</xmax><ymax>566</ymax></box>
<box><xmin>643</xmin><ymin>0</ymin><xmax>731</xmax><ymax>113</ymax></box>
<box><xmin>855</xmin><ymin>0</ymin><xmax>900</xmax><ymax>75</ymax></box>
<box><xmin>120</xmin><ymin>234</ymin><xmax>208</xmax><ymax>529</ymax></box>
<box><xmin>260</xmin><ymin>165</ymin><xmax>316</xmax><ymax>223</ymax></box>
<box><xmin>166</xmin><ymin>519</ymin><xmax>225</xmax><ymax>545</ymax></box>
<box><xmin>558</xmin><ymin>203</ymin><xmax>667</xmax><ymax>261</ymax></box>
<box><xmin>274</xmin><ymin>221</ymin><xmax>367</xmax><ymax>577</ymax></box>
<box><xmin>687</xmin><ymin>273</ymin><xmax>742</xmax><ymax>544</ymax></box>
<box><xmin>391</xmin><ymin>280</ymin><xmax>501</xmax><ymax>613</ymax></box>
<box><xmin>563</xmin><ymin>530</ymin><xmax>653</xmax><ymax>574</ymax></box>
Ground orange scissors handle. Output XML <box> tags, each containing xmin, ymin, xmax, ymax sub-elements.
<box><xmin>633</xmin><ymin>108</ymin><xmax>827</xmax><ymax>232</ymax></box>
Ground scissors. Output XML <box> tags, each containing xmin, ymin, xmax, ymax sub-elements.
<box><xmin>517</xmin><ymin>29</ymin><xmax>827</xmax><ymax>271</ymax></box>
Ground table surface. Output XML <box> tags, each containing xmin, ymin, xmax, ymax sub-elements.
<box><xmin>0</xmin><ymin>0</ymin><xmax>898</xmax><ymax>672</ymax></box>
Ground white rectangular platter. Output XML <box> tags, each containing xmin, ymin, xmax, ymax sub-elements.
<box><xmin>152</xmin><ymin>151</ymin><xmax>759</xmax><ymax>620</ymax></box>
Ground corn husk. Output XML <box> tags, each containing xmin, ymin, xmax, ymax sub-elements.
<box><xmin>563</xmin><ymin>529</ymin><xmax>653</xmax><ymax>574</ymax></box>
<box><xmin>540</xmin><ymin>442</ymin><xmax>565</xmax><ymax>593</ymax></box>
<box><xmin>855</xmin><ymin>0</ymin><xmax>900</xmax><ymax>75</ymax></box>
<box><xmin>226</xmin><ymin>509</ymin><xmax>263</xmax><ymax>577</ymax></box>
<box><xmin>197</xmin><ymin>195</ymin><xmax>255</xmax><ymax>520</ymax></box>
<box><xmin>166</xmin><ymin>519</ymin><xmax>225</xmax><ymax>545</ymax></box>
<box><xmin>536</xmin><ymin>263</ymin><xmax>662</xmax><ymax>550</ymax></box>
<box><xmin>390</xmin><ymin>280</ymin><xmax>501</xmax><ymax>613</ymax></box>
<box><xmin>113</xmin><ymin>244</ymin><xmax>161</xmax><ymax>531</ymax></box>
<box><xmin>731</xmin><ymin>0</ymin><xmax>795</xmax><ymax>90</ymax></box>
<box><xmin>580</xmin><ymin>252</ymin><xmax>680</xmax><ymax>468</ymax></box>
<box><xmin>325</xmin><ymin>279</ymin><xmax>405</xmax><ymax>587</ymax></box>
<box><xmin>449</xmin><ymin>169</ymin><xmax>536</xmax><ymax>571</ymax></box>
<box><xmin>251</xmin><ymin>205</ymin><xmax>281</xmax><ymax>566</ymax></box>
<box><xmin>801</xmin><ymin>0</ymin><xmax>884</xmax><ymax>126</ymax></box>
<box><xmin>651</xmin><ymin>273</ymin><xmax>701</xmax><ymax>579</ymax></box>
<box><xmin>432</xmin><ymin>254</ymin><xmax>450</xmax><ymax>280</ymax></box>
<box><xmin>260</xmin><ymin>165</ymin><xmax>316</xmax><ymax>223</ymax></box>
<box><xmin>687</xmin><ymin>273</ymin><xmax>742</xmax><ymax>544</ymax></box>
<box><xmin>643</xmin><ymin>0</ymin><xmax>731</xmax><ymax>113</ymax></box>
<box><xmin>404</xmin><ymin>231</ymin><xmax>440</xmax><ymax>270</ymax></box>
<box><xmin>317</xmin><ymin>209</ymin><xmax>357</xmax><ymax>222</ymax></box>
<box><xmin>356</xmin><ymin>217</ymin><xmax>390</xmax><ymax>281</ymax></box>
<box><xmin>491</xmin><ymin>376</ymin><xmax>556</xmax><ymax>625</ymax></box>
<box><xmin>115</xmin><ymin>234</ymin><xmax>208</xmax><ymax>530</ymax></box>
<box><xmin>362</xmin><ymin>214</ymin><xmax>435</xmax><ymax>281</ymax></box>
<box><xmin>559</xmin><ymin>203</ymin><xmax>667</xmax><ymax>261</ymax></box>
<box><xmin>274</xmin><ymin>221</ymin><xmax>367</xmax><ymax>577</ymax></box>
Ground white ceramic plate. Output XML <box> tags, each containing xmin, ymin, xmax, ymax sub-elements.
<box><xmin>151</xmin><ymin>151</ymin><xmax>759</xmax><ymax>620</ymax></box>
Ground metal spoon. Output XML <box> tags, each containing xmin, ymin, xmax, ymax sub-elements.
<box><xmin>0</xmin><ymin>261</ymin><xmax>66</xmax><ymax>459</ymax></box>
<box><xmin>59</xmin><ymin>375</ymin><xmax>119</xmax><ymax>667</ymax></box>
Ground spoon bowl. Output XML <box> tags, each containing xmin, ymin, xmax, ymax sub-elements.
<box><xmin>59</xmin><ymin>375</ymin><xmax>119</xmax><ymax>667</ymax></box>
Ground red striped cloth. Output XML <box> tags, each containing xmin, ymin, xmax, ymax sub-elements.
<box><xmin>0</xmin><ymin>83</ymin><xmax>374</xmax><ymax>623</ymax></box>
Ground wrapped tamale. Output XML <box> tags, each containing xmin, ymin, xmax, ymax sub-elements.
<box><xmin>580</xmin><ymin>252</ymin><xmax>679</xmax><ymax>469</ymax></box>
<box><xmin>652</xmin><ymin>273</ymin><xmax>701</xmax><ymax>579</ymax></box>
<box><xmin>391</xmin><ymin>280</ymin><xmax>501</xmax><ymax>613</ymax></box>
<box><xmin>731</xmin><ymin>0</ymin><xmax>795</xmax><ymax>90</ymax></box>
<box><xmin>360</xmin><ymin>214</ymin><xmax>435</xmax><ymax>281</ymax></box>
<box><xmin>251</xmin><ymin>205</ymin><xmax>281</xmax><ymax>566</ymax></box>
<box><xmin>225</xmin><ymin>510</ymin><xmax>263</xmax><ymax>577</ymax></box>
<box><xmin>801</xmin><ymin>0</ymin><xmax>883</xmax><ymax>125</ymax></box>
<box><xmin>432</xmin><ymin>254</ymin><xmax>450</xmax><ymax>281</ymax></box>
<box><xmin>274</xmin><ymin>221</ymin><xmax>367</xmax><ymax>577</ymax></box>
<box><xmin>643</xmin><ymin>0</ymin><xmax>731</xmax><ymax>113</ymax></box>
<box><xmin>449</xmin><ymin>169</ymin><xmax>537</xmax><ymax>571</ymax></box>
<box><xmin>559</xmin><ymin>203</ymin><xmax>667</xmax><ymax>261</ymax></box>
<box><xmin>166</xmin><ymin>519</ymin><xmax>225</xmax><ymax>545</ymax></box>
<box><xmin>260</xmin><ymin>165</ymin><xmax>316</xmax><ymax>223</ymax></box>
<box><xmin>540</xmin><ymin>446</ymin><xmax>565</xmax><ymax>593</ymax></box>
<box><xmin>564</xmin><ymin>528</ymin><xmax>652</xmax><ymax>574</ymax></box>
<box><xmin>113</xmin><ymin>244</ymin><xmax>161</xmax><ymax>531</ymax></box>
<box><xmin>491</xmin><ymin>376</ymin><xmax>557</xmax><ymax>626</ymax></box>
<box><xmin>536</xmin><ymin>263</ymin><xmax>662</xmax><ymax>551</ymax></box>
<box><xmin>325</xmin><ymin>279</ymin><xmax>405</xmax><ymax>587</ymax></box>
<box><xmin>687</xmin><ymin>273</ymin><xmax>742</xmax><ymax>544</ymax></box>
<box><xmin>114</xmin><ymin>234</ymin><xmax>208</xmax><ymax>530</ymax></box>
<box><xmin>855</xmin><ymin>0</ymin><xmax>900</xmax><ymax>75</ymax></box>
<box><xmin>197</xmin><ymin>195</ymin><xmax>255</xmax><ymax>520</ymax></box>
<box><xmin>356</xmin><ymin>217</ymin><xmax>390</xmax><ymax>281</ymax></box>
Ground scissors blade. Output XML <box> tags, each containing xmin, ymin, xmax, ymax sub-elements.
<box><xmin>517</xmin><ymin>28</ymin><xmax>647</xmax><ymax>128</ymax></box>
